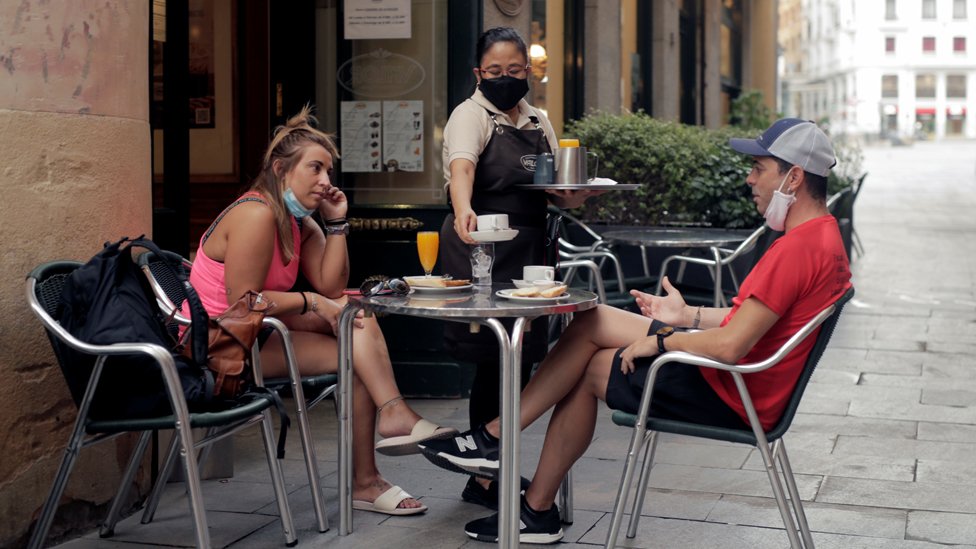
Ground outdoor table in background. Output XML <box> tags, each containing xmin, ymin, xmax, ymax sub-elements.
<box><xmin>336</xmin><ymin>285</ymin><xmax>599</xmax><ymax>549</ymax></box>
<box><xmin>601</xmin><ymin>227</ymin><xmax>752</xmax><ymax>306</ymax></box>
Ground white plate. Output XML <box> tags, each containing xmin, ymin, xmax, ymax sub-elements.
<box><xmin>469</xmin><ymin>228</ymin><xmax>519</xmax><ymax>242</ymax></box>
<box><xmin>496</xmin><ymin>288</ymin><xmax>571</xmax><ymax>303</ymax></box>
<box><xmin>512</xmin><ymin>279</ymin><xmax>560</xmax><ymax>289</ymax></box>
<box><xmin>410</xmin><ymin>284</ymin><xmax>474</xmax><ymax>294</ymax></box>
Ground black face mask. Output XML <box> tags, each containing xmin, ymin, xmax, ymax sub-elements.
<box><xmin>479</xmin><ymin>75</ymin><xmax>529</xmax><ymax>111</ymax></box>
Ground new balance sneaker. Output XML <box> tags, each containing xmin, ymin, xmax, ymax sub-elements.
<box><xmin>464</xmin><ymin>494</ymin><xmax>564</xmax><ymax>544</ymax></box>
<box><xmin>461</xmin><ymin>475</ymin><xmax>532</xmax><ymax>510</ymax></box>
<box><xmin>418</xmin><ymin>424</ymin><xmax>500</xmax><ymax>478</ymax></box>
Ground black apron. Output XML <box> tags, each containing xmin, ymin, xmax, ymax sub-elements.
<box><xmin>440</xmin><ymin>110</ymin><xmax>553</xmax><ymax>363</ymax></box>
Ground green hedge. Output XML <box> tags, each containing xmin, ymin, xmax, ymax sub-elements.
<box><xmin>565</xmin><ymin>108</ymin><xmax>862</xmax><ymax>228</ymax></box>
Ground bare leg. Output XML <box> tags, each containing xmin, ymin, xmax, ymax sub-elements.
<box><xmin>260</xmin><ymin>315</ymin><xmax>423</xmax><ymax>438</ymax></box>
<box><xmin>349</xmin><ymin>374</ymin><xmax>424</xmax><ymax>509</ymax></box>
<box><xmin>483</xmin><ymin>304</ymin><xmax>649</xmax><ymax>438</ymax></box>
<box><xmin>524</xmin><ymin>348</ymin><xmax>616</xmax><ymax>511</ymax></box>
<box><xmin>258</xmin><ymin>318</ymin><xmax>426</xmax><ymax>509</ymax></box>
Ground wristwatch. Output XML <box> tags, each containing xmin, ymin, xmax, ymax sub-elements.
<box><xmin>656</xmin><ymin>326</ymin><xmax>675</xmax><ymax>354</ymax></box>
<box><xmin>325</xmin><ymin>222</ymin><xmax>350</xmax><ymax>236</ymax></box>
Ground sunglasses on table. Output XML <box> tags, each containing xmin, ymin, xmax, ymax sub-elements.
<box><xmin>359</xmin><ymin>276</ymin><xmax>410</xmax><ymax>297</ymax></box>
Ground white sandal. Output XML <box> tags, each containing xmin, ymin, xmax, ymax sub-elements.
<box><xmin>352</xmin><ymin>485</ymin><xmax>427</xmax><ymax>516</ymax></box>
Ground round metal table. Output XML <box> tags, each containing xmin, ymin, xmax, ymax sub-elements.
<box><xmin>336</xmin><ymin>285</ymin><xmax>599</xmax><ymax>549</ymax></box>
<box><xmin>601</xmin><ymin>228</ymin><xmax>753</xmax><ymax>306</ymax></box>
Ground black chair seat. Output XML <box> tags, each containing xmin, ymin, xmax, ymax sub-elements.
<box><xmin>612</xmin><ymin>410</ymin><xmax>781</xmax><ymax>446</ymax></box>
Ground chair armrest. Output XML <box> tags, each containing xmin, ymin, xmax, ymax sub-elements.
<box><xmin>257</xmin><ymin>317</ymin><xmax>309</xmax><ymax>400</ymax></box>
<box><xmin>628</xmin><ymin>302</ymin><xmax>837</xmax><ymax>436</ymax></box>
<box><xmin>558</xmin><ymin>238</ymin><xmax>594</xmax><ymax>254</ymax></box>
<box><xmin>556</xmin><ymin>258</ymin><xmax>607</xmax><ymax>304</ymax></box>
<box><xmin>139</xmin><ymin>265</ymin><xmax>192</xmax><ymax>326</ymax></box>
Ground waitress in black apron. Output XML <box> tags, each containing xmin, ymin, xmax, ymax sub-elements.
<box><xmin>437</xmin><ymin>27</ymin><xmax>594</xmax><ymax>509</ymax></box>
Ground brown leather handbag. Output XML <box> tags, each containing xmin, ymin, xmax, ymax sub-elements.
<box><xmin>204</xmin><ymin>291</ymin><xmax>276</xmax><ymax>398</ymax></box>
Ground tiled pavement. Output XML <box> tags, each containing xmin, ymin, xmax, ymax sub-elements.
<box><xmin>54</xmin><ymin>140</ymin><xmax>976</xmax><ymax>548</ymax></box>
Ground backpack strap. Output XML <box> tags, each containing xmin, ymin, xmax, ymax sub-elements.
<box><xmin>201</xmin><ymin>196</ymin><xmax>268</xmax><ymax>247</ymax></box>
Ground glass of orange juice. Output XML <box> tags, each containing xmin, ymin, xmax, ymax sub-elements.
<box><xmin>417</xmin><ymin>231</ymin><xmax>439</xmax><ymax>276</ymax></box>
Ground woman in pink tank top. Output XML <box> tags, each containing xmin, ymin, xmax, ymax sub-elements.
<box><xmin>190</xmin><ymin>107</ymin><xmax>456</xmax><ymax>516</ymax></box>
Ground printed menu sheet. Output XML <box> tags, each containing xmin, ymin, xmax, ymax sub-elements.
<box><xmin>381</xmin><ymin>100</ymin><xmax>423</xmax><ymax>172</ymax></box>
<box><xmin>340</xmin><ymin>101</ymin><xmax>382</xmax><ymax>172</ymax></box>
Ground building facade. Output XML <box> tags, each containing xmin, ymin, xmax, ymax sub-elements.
<box><xmin>780</xmin><ymin>0</ymin><xmax>976</xmax><ymax>140</ymax></box>
<box><xmin>1</xmin><ymin>1</ymin><xmax>777</xmax><ymax>546</ymax></box>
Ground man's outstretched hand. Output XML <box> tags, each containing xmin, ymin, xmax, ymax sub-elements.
<box><xmin>630</xmin><ymin>276</ymin><xmax>689</xmax><ymax>326</ymax></box>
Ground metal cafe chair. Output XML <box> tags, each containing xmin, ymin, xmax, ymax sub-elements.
<box><xmin>137</xmin><ymin>250</ymin><xmax>336</xmax><ymax>534</ymax></box>
<box><xmin>25</xmin><ymin>261</ymin><xmax>297</xmax><ymax>549</ymax></box>
<box><xmin>605</xmin><ymin>287</ymin><xmax>854</xmax><ymax>549</ymax></box>
<box><xmin>548</xmin><ymin>205</ymin><xmax>629</xmax><ymax>293</ymax></box>
<box><xmin>654</xmin><ymin>224</ymin><xmax>768</xmax><ymax>307</ymax></box>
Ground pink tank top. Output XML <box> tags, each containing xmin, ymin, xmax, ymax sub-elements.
<box><xmin>188</xmin><ymin>192</ymin><xmax>302</xmax><ymax>317</ymax></box>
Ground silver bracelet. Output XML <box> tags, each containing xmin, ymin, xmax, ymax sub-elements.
<box><xmin>325</xmin><ymin>222</ymin><xmax>350</xmax><ymax>236</ymax></box>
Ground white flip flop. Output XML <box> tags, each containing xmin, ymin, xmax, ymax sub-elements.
<box><xmin>375</xmin><ymin>419</ymin><xmax>459</xmax><ymax>456</ymax></box>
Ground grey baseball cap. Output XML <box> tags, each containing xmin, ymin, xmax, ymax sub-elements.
<box><xmin>729</xmin><ymin>118</ymin><xmax>837</xmax><ymax>177</ymax></box>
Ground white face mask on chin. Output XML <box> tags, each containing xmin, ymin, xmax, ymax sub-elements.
<box><xmin>763</xmin><ymin>170</ymin><xmax>797</xmax><ymax>232</ymax></box>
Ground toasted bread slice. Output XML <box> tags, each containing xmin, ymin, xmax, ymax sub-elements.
<box><xmin>511</xmin><ymin>287</ymin><xmax>542</xmax><ymax>297</ymax></box>
<box><xmin>405</xmin><ymin>276</ymin><xmax>470</xmax><ymax>288</ymax></box>
<box><xmin>539</xmin><ymin>285</ymin><xmax>568</xmax><ymax>298</ymax></box>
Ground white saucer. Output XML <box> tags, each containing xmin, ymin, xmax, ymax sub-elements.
<box><xmin>470</xmin><ymin>228</ymin><xmax>519</xmax><ymax>243</ymax></box>
<box><xmin>512</xmin><ymin>279</ymin><xmax>560</xmax><ymax>289</ymax></box>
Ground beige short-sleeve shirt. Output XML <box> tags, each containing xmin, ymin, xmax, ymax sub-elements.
<box><xmin>442</xmin><ymin>88</ymin><xmax>558</xmax><ymax>185</ymax></box>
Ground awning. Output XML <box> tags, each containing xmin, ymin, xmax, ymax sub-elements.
<box><xmin>916</xmin><ymin>107</ymin><xmax>936</xmax><ymax>115</ymax></box>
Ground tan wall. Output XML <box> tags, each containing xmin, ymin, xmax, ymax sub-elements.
<box><xmin>745</xmin><ymin>0</ymin><xmax>778</xmax><ymax>112</ymax></box>
<box><xmin>0</xmin><ymin>1</ymin><xmax>151</xmax><ymax>546</ymax></box>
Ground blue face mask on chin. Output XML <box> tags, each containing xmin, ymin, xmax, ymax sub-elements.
<box><xmin>283</xmin><ymin>188</ymin><xmax>315</xmax><ymax>218</ymax></box>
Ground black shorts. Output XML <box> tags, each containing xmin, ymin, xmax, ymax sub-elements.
<box><xmin>605</xmin><ymin>321</ymin><xmax>747</xmax><ymax>429</ymax></box>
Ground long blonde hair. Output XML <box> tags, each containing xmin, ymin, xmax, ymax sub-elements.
<box><xmin>251</xmin><ymin>105</ymin><xmax>340</xmax><ymax>262</ymax></box>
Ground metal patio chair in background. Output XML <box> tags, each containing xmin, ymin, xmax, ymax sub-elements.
<box><xmin>605</xmin><ymin>287</ymin><xmax>854</xmax><ymax>549</ymax></box>
<box><xmin>25</xmin><ymin>261</ymin><xmax>296</xmax><ymax>549</ymax></box>
<box><xmin>654</xmin><ymin>224</ymin><xmax>768</xmax><ymax>307</ymax></box>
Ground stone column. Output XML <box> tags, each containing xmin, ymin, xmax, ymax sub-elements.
<box><xmin>701</xmin><ymin>0</ymin><xmax>723</xmax><ymax>128</ymax></box>
<box><xmin>0</xmin><ymin>2</ymin><xmax>151</xmax><ymax>545</ymax></box>
<box><xmin>583</xmin><ymin>0</ymin><xmax>621</xmax><ymax>114</ymax></box>
<box><xmin>651</xmin><ymin>0</ymin><xmax>680</xmax><ymax>121</ymax></box>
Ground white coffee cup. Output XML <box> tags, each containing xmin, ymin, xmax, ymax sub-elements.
<box><xmin>477</xmin><ymin>214</ymin><xmax>509</xmax><ymax>231</ymax></box>
<box><xmin>523</xmin><ymin>265</ymin><xmax>555</xmax><ymax>282</ymax></box>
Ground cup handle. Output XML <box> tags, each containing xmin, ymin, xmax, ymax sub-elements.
<box><xmin>544</xmin><ymin>270</ymin><xmax>555</xmax><ymax>281</ymax></box>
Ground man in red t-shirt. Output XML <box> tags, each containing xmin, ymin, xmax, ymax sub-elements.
<box><xmin>419</xmin><ymin>118</ymin><xmax>853</xmax><ymax>544</ymax></box>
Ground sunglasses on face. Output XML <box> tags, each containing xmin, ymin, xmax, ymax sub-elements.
<box><xmin>359</xmin><ymin>276</ymin><xmax>410</xmax><ymax>297</ymax></box>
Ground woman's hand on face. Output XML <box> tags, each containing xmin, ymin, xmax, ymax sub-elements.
<box><xmin>317</xmin><ymin>185</ymin><xmax>348</xmax><ymax>221</ymax></box>
<box><xmin>454</xmin><ymin>207</ymin><xmax>479</xmax><ymax>244</ymax></box>
<box><xmin>630</xmin><ymin>276</ymin><xmax>688</xmax><ymax>325</ymax></box>
<box><xmin>618</xmin><ymin>336</ymin><xmax>658</xmax><ymax>374</ymax></box>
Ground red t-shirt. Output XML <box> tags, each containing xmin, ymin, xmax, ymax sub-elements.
<box><xmin>700</xmin><ymin>215</ymin><xmax>852</xmax><ymax>430</ymax></box>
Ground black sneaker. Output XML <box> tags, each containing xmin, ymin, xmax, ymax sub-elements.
<box><xmin>464</xmin><ymin>494</ymin><xmax>564</xmax><ymax>544</ymax></box>
<box><xmin>418</xmin><ymin>424</ymin><xmax>499</xmax><ymax>478</ymax></box>
<box><xmin>461</xmin><ymin>476</ymin><xmax>532</xmax><ymax>510</ymax></box>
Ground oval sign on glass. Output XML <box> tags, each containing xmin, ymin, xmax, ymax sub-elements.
<box><xmin>336</xmin><ymin>49</ymin><xmax>427</xmax><ymax>98</ymax></box>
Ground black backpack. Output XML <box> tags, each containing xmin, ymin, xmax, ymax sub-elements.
<box><xmin>54</xmin><ymin>236</ymin><xmax>215</xmax><ymax>419</ymax></box>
